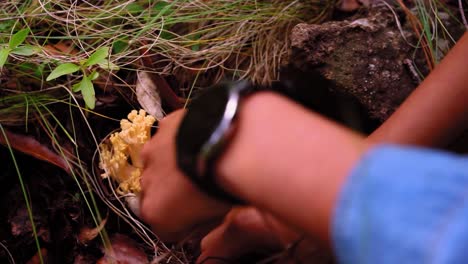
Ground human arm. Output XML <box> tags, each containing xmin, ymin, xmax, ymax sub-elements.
<box><xmin>214</xmin><ymin>92</ymin><xmax>367</xmax><ymax>246</ymax></box>
<box><xmin>198</xmin><ymin>108</ymin><xmax>468</xmax><ymax>264</ymax></box>
<box><xmin>140</xmin><ymin>91</ymin><xmax>368</xmax><ymax>245</ymax></box>
<box><xmin>199</xmin><ymin>31</ymin><xmax>468</xmax><ymax>260</ymax></box>
<box><xmin>200</xmin><ymin>28</ymin><xmax>468</xmax><ymax>245</ymax></box>
<box><xmin>198</xmin><ymin>109</ymin><xmax>468</xmax><ymax>264</ymax></box>
<box><xmin>140</xmin><ymin>32</ymin><xmax>468</xmax><ymax>256</ymax></box>
<box><xmin>369</xmin><ymin>32</ymin><xmax>468</xmax><ymax>146</ymax></box>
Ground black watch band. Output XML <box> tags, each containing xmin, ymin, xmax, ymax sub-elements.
<box><xmin>176</xmin><ymin>81</ymin><xmax>251</xmax><ymax>204</ymax></box>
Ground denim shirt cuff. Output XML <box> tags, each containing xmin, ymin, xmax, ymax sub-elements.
<box><xmin>332</xmin><ymin>145</ymin><xmax>468</xmax><ymax>264</ymax></box>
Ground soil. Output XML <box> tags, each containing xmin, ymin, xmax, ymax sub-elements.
<box><xmin>286</xmin><ymin>6</ymin><xmax>427</xmax><ymax>122</ymax></box>
<box><xmin>285</xmin><ymin>5</ymin><xmax>465</xmax><ymax>124</ymax></box>
<box><xmin>0</xmin><ymin>150</ymin><xmax>100</xmax><ymax>263</ymax></box>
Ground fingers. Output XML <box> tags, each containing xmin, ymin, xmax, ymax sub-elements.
<box><xmin>141</xmin><ymin>109</ymin><xmax>186</xmax><ymax>167</ymax></box>
<box><xmin>198</xmin><ymin>207</ymin><xmax>329</xmax><ymax>264</ymax></box>
<box><xmin>197</xmin><ymin>207</ymin><xmax>283</xmax><ymax>263</ymax></box>
<box><xmin>139</xmin><ymin>168</ymin><xmax>204</xmax><ymax>241</ymax></box>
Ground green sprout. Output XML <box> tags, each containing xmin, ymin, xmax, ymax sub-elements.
<box><xmin>46</xmin><ymin>47</ymin><xmax>119</xmax><ymax>109</ymax></box>
<box><xmin>0</xmin><ymin>29</ymin><xmax>39</xmax><ymax>68</ymax></box>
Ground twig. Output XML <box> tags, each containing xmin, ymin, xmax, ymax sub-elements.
<box><xmin>459</xmin><ymin>0</ymin><xmax>468</xmax><ymax>29</ymax></box>
<box><xmin>404</xmin><ymin>58</ymin><xmax>423</xmax><ymax>84</ymax></box>
<box><xmin>0</xmin><ymin>241</ymin><xmax>15</xmax><ymax>264</ymax></box>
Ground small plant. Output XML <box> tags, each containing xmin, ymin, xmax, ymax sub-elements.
<box><xmin>46</xmin><ymin>47</ymin><xmax>119</xmax><ymax>109</ymax></box>
<box><xmin>397</xmin><ymin>0</ymin><xmax>465</xmax><ymax>71</ymax></box>
<box><xmin>0</xmin><ymin>29</ymin><xmax>38</xmax><ymax>68</ymax></box>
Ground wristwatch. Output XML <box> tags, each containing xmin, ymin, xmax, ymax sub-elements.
<box><xmin>176</xmin><ymin>81</ymin><xmax>252</xmax><ymax>204</ymax></box>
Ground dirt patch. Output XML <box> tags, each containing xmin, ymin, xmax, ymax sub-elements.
<box><xmin>287</xmin><ymin>6</ymin><xmax>430</xmax><ymax>121</ymax></box>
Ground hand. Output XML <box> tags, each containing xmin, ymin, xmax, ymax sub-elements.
<box><xmin>140</xmin><ymin>110</ymin><xmax>231</xmax><ymax>242</ymax></box>
<box><xmin>198</xmin><ymin>207</ymin><xmax>289</xmax><ymax>262</ymax></box>
<box><xmin>198</xmin><ymin>207</ymin><xmax>321</xmax><ymax>263</ymax></box>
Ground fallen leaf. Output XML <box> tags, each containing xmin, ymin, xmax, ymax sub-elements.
<box><xmin>97</xmin><ymin>234</ymin><xmax>149</xmax><ymax>264</ymax></box>
<box><xmin>337</xmin><ymin>0</ymin><xmax>372</xmax><ymax>12</ymax></box>
<box><xmin>0</xmin><ymin>129</ymin><xmax>71</xmax><ymax>173</ymax></box>
<box><xmin>43</xmin><ymin>41</ymin><xmax>78</xmax><ymax>56</ymax></box>
<box><xmin>26</xmin><ymin>248</ymin><xmax>47</xmax><ymax>264</ymax></box>
<box><xmin>136</xmin><ymin>71</ymin><xmax>165</xmax><ymax>120</ymax></box>
<box><xmin>138</xmin><ymin>48</ymin><xmax>186</xmax><ymax>110</ymax></box>
<box><xmin>78</xmin><ymin>217</ymin><xmax>108</xmax><ymax>244</ymax></box>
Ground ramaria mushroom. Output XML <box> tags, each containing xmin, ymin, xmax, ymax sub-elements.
<box><xmin>99</xmin><ymin>110</ymin><xmax>156</xmax><ymax>195</ymax></box>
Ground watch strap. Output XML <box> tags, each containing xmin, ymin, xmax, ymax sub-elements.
<box><xmin>176</xmin><ymin>81</ymin><xmax>251</xmax><ymax>204</ymax></box>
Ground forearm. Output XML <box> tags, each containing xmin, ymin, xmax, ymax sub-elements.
<box><xmin>216</xmin><ymin>92</ymin><xmax>367</xmax><ymax>246</ymax></box>
<box><xmin>369</xmin><ymin>33</ymin><xmax>468</xmax><ymax>146</ymax></box>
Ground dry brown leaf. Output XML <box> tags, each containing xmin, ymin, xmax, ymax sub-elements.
<box><xmin>139</xmin><ymin>46</ymin><xmax>185</xmax><ymax>110</ymax></box>
<box><xmin>26</xmin><ymin>248</ymin><xmax>47</xmax><ymax>264</ymax></box>
<box><xmin>136</xmin><ymin>71</ymin><xmax>165</xmax><ymax>120</ymax></box>
<box><xmin>0</xmin><ymin>129</ymin><xmax>70</xmax><ymax>173</ymax></box>
<box><xmin>43</xmin><ymin>41</ymin><xmax>78</xmax><ymax>56</ymax></box>
<box><xmin>78</xmin><ymin>217</ymin><xmax>108</xmax><ymax>244</ymax></box>
<box><xmin>97</xmin><ymin>234</ymin><xmax>149</xmax><ymax>264</ymax></box>
<box><xmin>338</xmin><ymin>0</ymin><xmax>372</xmax><ymax>12</ymax></box>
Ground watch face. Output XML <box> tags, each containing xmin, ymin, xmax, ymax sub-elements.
<box><xmin>176</xmin><ymin>83</ymin><xmax>230</xmax><ymax>177</ymax></box>
<box><xmin>175</xmin><ymin>81</ymin><xmax>250</xmax><ymax>204</ymax></box>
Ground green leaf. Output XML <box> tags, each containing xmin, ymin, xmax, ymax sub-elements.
<box><xmin>18</xmin><ymin>62</ymin><xmax>36</xmax><ymax>72</ymax></box>
<box><xmin>112</xmin><ymin>39</ymin><xmax>128</xmax><ymax>54</ymax></box>
<box><xmin>9</xmin><ymin>29</ymin><xmax>30</xmax><ymax>49</ymax></box>
<box><xmin>0</xmin><ymin>48</ymin><xmax>11</xmax><ymax>68</ymax></box>
<box><xmin>126</xmin><ymin>3</ymin><xmax>144</xmax><ymax>14</ymax></box>
<box><xmin>192</xmin><ymin>43</ymin><xmax>200</xmax><ymax>51</ymax></box>
<box><xmin>80</xmin><ymin>76</ymin><xmax>95</xmax><ymax>109</ymax></box>
<box><xmin>89</xmin><ymin>70</ymin><xmax>99</xmax><ymax>81</ymax></box>
<box><xmin>153</xmin><ymin>1</ymin><xmax>173</xmax><ymax>16</ymax></box>
<box><xmin>160</xmin><ymin>31</ymin><xmax>175</xmax><ymax>40</ymax></box>
<box><xmin>72</xmin><ymin>82</ymin><xmax>82</xmax><ymax>92</ymax></box>
<box><xmin>191</xmin><ymin>33</ymin><xmax>201</xmax><ymax>52</ymax></box>
<box><xmin>0</xmin><ymin>20</ymin><xmax>14</xmax><ymax>32</ymax></box>
<box><xmin>84</xmin><ymin>47</ymin><xmax>109</xmax><ymax>67</ymax></box>
<box><xmin>11</xmin><ymin>45</ymin><xmax>39</xmax><ymax>56</ymax></box>
<box><xmin>46</xmin><ymin>63</ymin><xmax>80</xmax><ymax>81</ymax></box>
<box><xmin>35</xmin><ymin>63</ymin><xmax>46</xmax><ymax>78</ymax></box>
<box><xmin>98</xmin><ymin>60</ymin><xmax>119</xmax><ymax>71</ymax></box>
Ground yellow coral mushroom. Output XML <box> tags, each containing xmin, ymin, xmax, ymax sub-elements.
<box><xmin>99</xmin><ymin>110</ymin><xmax>156</xmax><ymax>195</ymax></box>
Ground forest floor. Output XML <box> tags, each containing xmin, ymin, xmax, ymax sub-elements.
<box><xmin>0</xmin><ymin>0</ymin><xmax>466</xmax><ymax>263</ymax></box>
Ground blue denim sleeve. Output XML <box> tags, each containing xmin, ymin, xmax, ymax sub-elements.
<box><xmin>333</xmin><ymin>145</ymin><xmax>468</xmax><ymax>264</ymax></box>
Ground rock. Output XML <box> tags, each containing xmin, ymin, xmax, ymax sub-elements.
<box><xmin>288</xmin><ymin>7</ymin><xmax>428</xmax><ymax>121</ymax></box>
